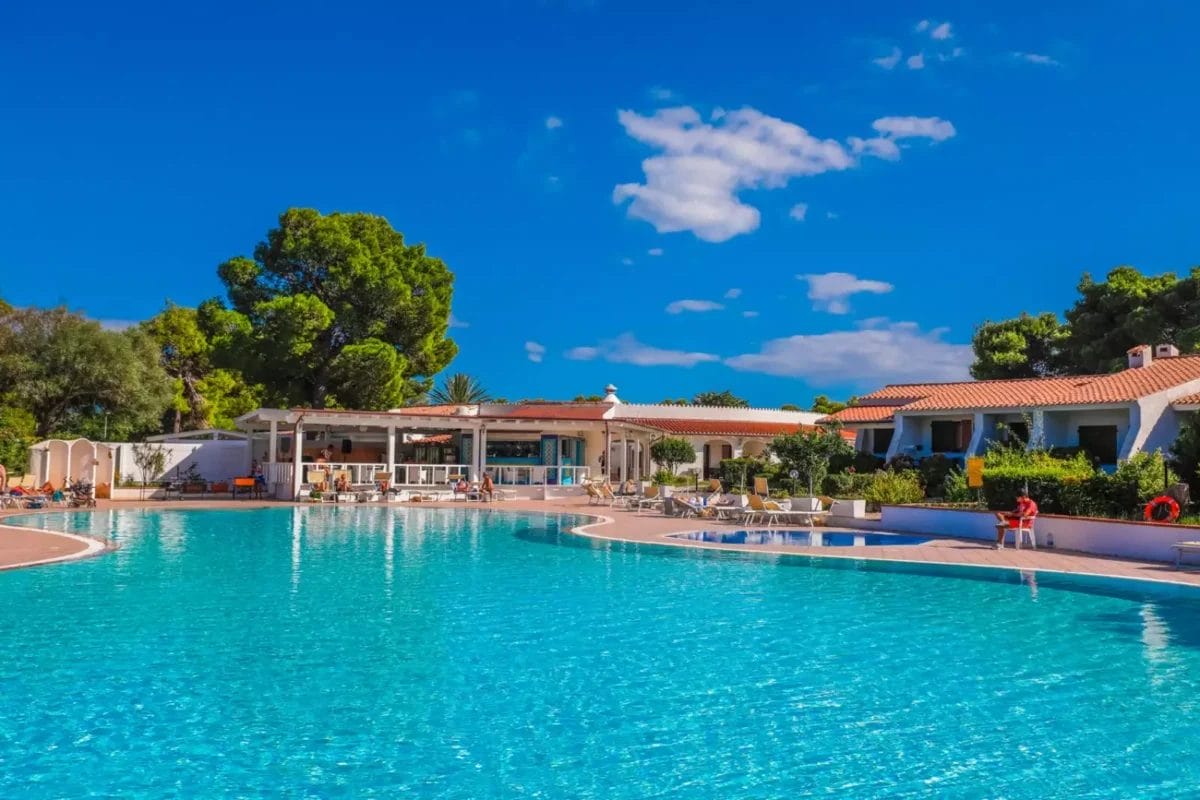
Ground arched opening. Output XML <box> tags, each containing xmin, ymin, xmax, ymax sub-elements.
<box><xmin>701</xmin><ymin>439</ymin><xmax>734</xmax><ymax>480</ymax></box>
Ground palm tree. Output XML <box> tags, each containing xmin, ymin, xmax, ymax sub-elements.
<box><xmin>427</xmin><ymin>373</ymin><xmax>492</xmax><ymax>405</ymax></box>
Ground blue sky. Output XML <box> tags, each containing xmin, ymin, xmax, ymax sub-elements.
<box><xmin>3</xmin><ymin>1</ymin><xmax>1200</xmax><ymax>407</ymax></box>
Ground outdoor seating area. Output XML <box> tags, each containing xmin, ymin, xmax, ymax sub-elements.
<box><xmin>291</xmin><ymin>466</ymin><xmax>517</xmax><ymax>505</ymax></box>
<box><xmin>0</xmin><ymin>474</ymin><xmax>96</xmax><ymax>510</ymax></box>
<box><xmin>584</xmin><ymin>477</ymin><xmax>830</xmax><ymax>527</ymax></box>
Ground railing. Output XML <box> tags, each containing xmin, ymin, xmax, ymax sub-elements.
<box><xmin>485</xmin><ymin>465</ymin><xmax>590</xmax><ymax>486</ymax></box>
<box><xmin>304</xmin><ymin>463</ymin><xmax>389</xmax><ymax>485</ymax></box>
<box><xmin>393</xmin><ymin>464</ymin><xmax>472</xmax><ymax>486</ymax></box>
<box><xmin>264</xmin><ymin>462</ymin><xmax>293</xmax><ymax>487</ymax></box>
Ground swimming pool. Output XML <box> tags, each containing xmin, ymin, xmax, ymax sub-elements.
<box><xmin>670</xmin><ymin>529</ymin><xmax>934</xmax><ymax>547</ymax></box>
<box><xmin>3</xmin><ymin>507</ymin><xmax>1200</xmax><ymax>798</ymax></box>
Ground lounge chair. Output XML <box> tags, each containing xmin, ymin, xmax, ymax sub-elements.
<box><xmin>746</xmin><ymin>494</ymin><xmax>791</xmax><ymax>527</ymax></box>
<box><xmin>600</xmin><ymin>483</ymin><xmax>632</xmax><ymax>509</ymax></box>
<box><xmin>636</xmin><ymin>484</ymin><xmax>663</xmax><ymax>513</ymax></box>
<box><xmin>753</xmin><ymin>476</ymin><xmax>770</xmax><ymax>498</ymax></box>
<box><xmin>585</xmin><ymin>482</ymin><xmax>604</xmax><ymax>505</ymax></box>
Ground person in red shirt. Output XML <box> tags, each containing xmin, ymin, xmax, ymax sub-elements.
<box><xmin>995</xmin><ymin>491</ymin><xmax>1038</xmax><ymax>549</ymax></box>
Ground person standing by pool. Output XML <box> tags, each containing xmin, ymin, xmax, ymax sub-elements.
<box><xmin>995</xmin><ymin>491</ymin><xmax>1038</xmax><ymax>549</ymax></box>
<box><xmin>480</xmin><ymin>473</ymin><xmax>496</xmax><ymax>502</ymax></box>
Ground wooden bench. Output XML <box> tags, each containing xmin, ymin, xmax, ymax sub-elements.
<box><xmin>1172</xmin><ymin>541</ymin><xmax>1200</xmax><ymax>569</ymax></box>
<box><xmin>231</xmin><ymin>477</ymin><xmax>263</xmax><ymax>500</ymax></box>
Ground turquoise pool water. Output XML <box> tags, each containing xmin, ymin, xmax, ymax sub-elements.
<box><xmin>3</xmin><ymin>507</ymin><xmax>1200</xmax><ymax>798</ymax></box>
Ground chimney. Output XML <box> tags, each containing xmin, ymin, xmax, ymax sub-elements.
<box><xmin>1127</xmin><ymin>344</ymin><xmax>1152</xmax><ymax>369</ymax></box>
<box><xmin>1155</xmin><ymin>343</ymin><xmax>1181</xmax><ymax>359</ymax></box>
<box><xmin>602</xmin><ymin>383</ymin><xmax>621</xmax><ymax>404</ymax></box>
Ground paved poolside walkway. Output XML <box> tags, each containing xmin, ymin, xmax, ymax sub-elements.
<box><xmin>2</xmin><ymin>497</ymin><xmax>1199</xmax><ymax>587</ymax></box>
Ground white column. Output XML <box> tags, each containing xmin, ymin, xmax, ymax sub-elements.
<box><xmin>292</xmin><ymin>422</ymin><xmax>304</xmax><ymax>499</ymax></box>
<box><xmin>267</xmin><ymin>420</ymin><xmax>278</xmax><ymax>463</ymax></box>
<box><xmin>604</xmin><ymin>426</ymin><xmax>612</xmax><ymax>482</ymax></box>
<box><xmin>386</xmin><ymin>425</ymin><xmax>396</xmax><ymax>477</ymax></box>
<box><xmin>633</xmin><ymin>441</ymin><xmax>642</xmax><ymax>481</ymax></box>
<box><xmin>472</xmin><ymin>424</ymin><xmax>482</xmax><ymax>482</ymax></box>
<box><xmin>620</xmin><ymin>431</ymin><xmax>628</xmax><ymax>483</ymax></box>
<box><xmin>90</xmin><ymin>442</ymin><xmax>98</xmax><ymax>489</ymax></box>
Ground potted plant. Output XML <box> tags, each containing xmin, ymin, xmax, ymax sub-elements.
<box><xmin>181</xmin><ymin>464</ymin><xmax>207</xmax><ymax>494</ymax></box>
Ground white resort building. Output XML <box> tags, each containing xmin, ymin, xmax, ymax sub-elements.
<box><xmin>233</xmin><ymin>385</ymin><xmax>824</xmax><ymax>498</ymax></box>
<box><xmin>829</xmin><ymin>344</ymin><xmax>1200</xmax><ymax>468</ymax></box>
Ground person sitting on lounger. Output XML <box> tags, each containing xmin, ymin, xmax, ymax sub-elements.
<box><xmin>480</xmin><ymin>473</ymin><xmax>496</xmax><ymax>501</ymax></box>
<box><xmin>995</xmin><ymin>491</ymin><xmax>1038</xmax><ymax>549</ymax></box>
<box><xmin>335</xmin><ymin>474</ymin><xmax>351</xmax><ymax>493</ymax></box>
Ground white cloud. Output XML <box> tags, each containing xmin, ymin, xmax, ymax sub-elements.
<box><xmin>789</xmin><ymin>202</ymin><xmax>809</xmax><ymax>221</ymax></box>
<box><xmin>621</xmin><ymin>257</ymin><xmax>634</xmax><ymax>266</ymax></box>
<box><xmin>525</xmin><ymin>341</ymin><xmax>547</xmax><ymax>363</ymax></box>
<box><xmin>742</xmin><ymin>310</ymin><xmax>759</xmax><ymax>318</ymax></box>
<box><xmin>873</xmin><ymin>47</ymin><xmax>902</xmax><ymax>70</ymax></box>
<box><xmin>565</xmin><ymin>345</ymin><xmax>599</xmax><ymax>360</ymax></box>
<box><xmin>666</xmin><ymin>299</ymin><xmax>724</xmax><ymax>314</ymax></box>
<box><xmin>449</xmin><ymin>314</ymin><xmax>470</xmax><ymax>329</ymax></box>
<box><xmin>872</xmin><ymin>116</ymin><xmax>956</xmax><ymax>141</ymax></box>
<box><xmin>848</xmin><ymin>136</ymin><xmax>900</xmax><ymax>160</ymax></box>
<box><xmin>826</xmin><ymin>211</ymin><xmax>839</xmax><ymax>220</ymax></box>
<box><xmin>930</xmin><ymin>22</ymin><xmax>953</xmax><ymax>40</ymax></box>
<box><xmin>647</xmin><ymin>247</ymin><xmax>664</xmax><ymax>256</ymax></box>
<box><xmin>545</xmin><ymin>115</ymin><xmax>563</xmax><ymax>129</ymax></box>
<box><xmin>613</xmin><ymin>106</ymin><xmax>954</xmax><ymax>242</ymax></box>
<box><xmin>1012</xmin><ymin>51</ymin><xmax>1061</xmax><ymax>66</ymax></box>
<box><xmin>848</xmin><ymin>115</ymin><xmax>954</xmax><ymax>162</ymax></box>
<box><xmin>725</xmin><ymin>319</ymin><xmax>972</xmax><ymax>385</ymax></box>
<box><xmin>724</xmin><ymin>288</ymin><xmax>742</xmax><ymax>299</ymax></box>
<box><xmin>799</xmin><ymin>271</ymin><xmax>894</xmax><ymax>314</ymax></box>
<box><xmin>915</xmin><ymin>19</ymin><xmax>931</xmax><ymax>32</ymax></box>
<box><xmin>565</xmin><ymin>333</ymin><xmax>719</xmax><ymax>367</ymax></box>
<box><xmin>906</xmin><ymin>52</ymin><xmax>925</xmax><ymax>70</ymax></box>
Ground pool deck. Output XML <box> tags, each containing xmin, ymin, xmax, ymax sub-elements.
<box><xmin>3</xmin><ymin>496</ymin><xmax>1200</xmax><ymax>587</ymax></box>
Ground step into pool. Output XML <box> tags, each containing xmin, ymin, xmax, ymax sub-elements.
<box><xmin>670</xmin><ymin>529</ymin><xmax>934</xmax><ymax>547</ymax></box>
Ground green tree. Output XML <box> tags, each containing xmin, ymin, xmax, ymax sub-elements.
<box><xmin>769</xmin><ymin>427</ymin><xmax>853</xmax><ymax>495</ymax></box>
<box><xmin>650</xmin><ymin>437</ymin><xmax>697</xmax><ymax>475</ymax></box>
<box><xmin>659</xmin><ymin>398</ymin><xmax>690</xmax><ymax>406</ymax></box>
<box><xmin>1170</xmin><ymin>415</ymin><xmax>1200</xmax><ymax>495</ymax></box>
<box><xmin>691</xmin><ymin>390</ymin><xmax>749</xmax><ymax>407</ymax></box>
<box><xmin>1063</xmin><ymin>266</ymin><xmax>1180</xmax><ymax>373</ymax></box>
<box><xmin>970</xmin><ymin>312</ymin><xmax>1069</xmax><ymax>379</ymax></box>
<box><xmin>211</xmin><ymin>208</ymin><xmax>457</xmax><ymax>409</ymax></box>
<box><xmin>0</xmin><ymin>307</ymin><xmax>173</xmax><ymax>438</ymax></box>
<box><xmin>0</xmin><ymin>406</ymin><xmax>36</xmax><ymax>476</ymax></box>
<box><xmin>809</xmin><ymin>395</ymin><xmax>858</xmax><ymax>414</ymax></box>
<box><xmin>143</xmin><ymin>303</ymin><xmax>262</xmax><ymax>431</ymax></box>
<box><xmin>780</xmin><ymin>403</ymin><xmax>801</xmax><ymax>411</ymax></box>
<box><xmin>429</xmin><ymin>373</ymin><xmax>492</xmax><ymax>405</ymax></box>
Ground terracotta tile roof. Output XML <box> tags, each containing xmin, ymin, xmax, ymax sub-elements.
<box><xmin>825</xmin><ymin>405</ymin><xmax>899</xmax><ymax>424</ymax></box>
<box><xmin>1173</xmin><ymin>393</ymin><xmax>1200</xmax><ymax>406</ymax></box>
<box><xmin>626</xmin><ymin>419</ymin><xmax>821</xmax><ymax>437</ymax></box>
<box><xmin>833</xmin><ymin>356</ymin><xmax>1200</xmax><ymax>418</ymax></box>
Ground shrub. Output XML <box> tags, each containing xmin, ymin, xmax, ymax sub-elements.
<box><xmin>822</xmin><ymin>471</ymin><xmax>876</xmax><ymax>498</ymax></box>
<box><xmin>980</xmin><ymin>449</ymin><xmax>1096</xmax><ymax>515</ymax></box>
<box><xmin>719</xmin><ymin>457</ymin><xmax>767</xmax><ymax>492</ymax></box>
<box><xmin>650</xmin><ymin>437</ymin><xmax>697</xmax><ymax>475</ymax></box>
<box><xmin>769</xmin><ymin>427</ymin><xmax>854</xmax><ymax>495</ymax></box>
<box><xmin>864</xmin><ymin>469</ymin><xmax>925</xmax><ymax>507</ymax></box>
<box><xmin>886</xmin><ymin>453</ymin><xmax>918</xmax><ymax>473</ymax></box>
<box><xmin>942</xmin><ymin>468</ymin><xmax>973</xmax><ymax>503</ymax></box>
<box><xmin>918</xmin><ymin>454</ymin><xmax>960</xmax><ymax>498</ymax></box>
<box><xmin>650</xmin><ymin>468</ymin><xmax>675</xmax><ymax>485</ymax></box>
<box><xmin>828</xmin><ymin>451</ymin><xmax>885</xmax><ymax>475</ymax></box>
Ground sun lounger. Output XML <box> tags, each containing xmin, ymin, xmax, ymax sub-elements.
<box><xmin>636</xmin><ymin>484</ymin><xmax>663</xmax><ymax>513</ymax></box>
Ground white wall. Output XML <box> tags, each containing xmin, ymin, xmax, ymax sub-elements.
<box><xmin>113</xmin><ymin>440</ymin><xmax>251</xmax><ymax>484</ymax></box>
<box><xmin>612</xmin><ymin>404</ymin><xmax>823</xmax><ymax>425</ymax></box>
<box><xmin>880</xmin><ymin>505</ymin><xmax>1197</xmax><ymax>564</ymax></box>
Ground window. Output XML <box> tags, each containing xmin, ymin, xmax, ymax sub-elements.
<box><xmin>930</xmin><ymin>420</ymin><xmax>972</xmax><ymax>453</ymax></box>
<box><xmin>872</xmin><ymin>428</ymin><xmax>894</xmax><ymax>455</ymax></box>
<box><xmin>486</xmin><ymin>440</ymin><xmax>540</xmax><ymax>459</ymax></box>
<box><xmin>1078</xmin><ymin>425</ymin><xmax>1118</xmax><ymax>464</ymax></box>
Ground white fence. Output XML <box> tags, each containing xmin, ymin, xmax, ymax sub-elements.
<box><xmin>486</xmin><ymin>465</ymin><xmax>590</xmax><ymax>487</ymax></box>
<box><xmin>880</xmin><ymin>505</ymin><xmax>1199</xmax><ymax>564</ymax></box>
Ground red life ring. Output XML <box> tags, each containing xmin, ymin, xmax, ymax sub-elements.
<box><xmin>1144</xmin><ymin>496</ymin><xmax>1180</xmax><ymax>523</ymax></box>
